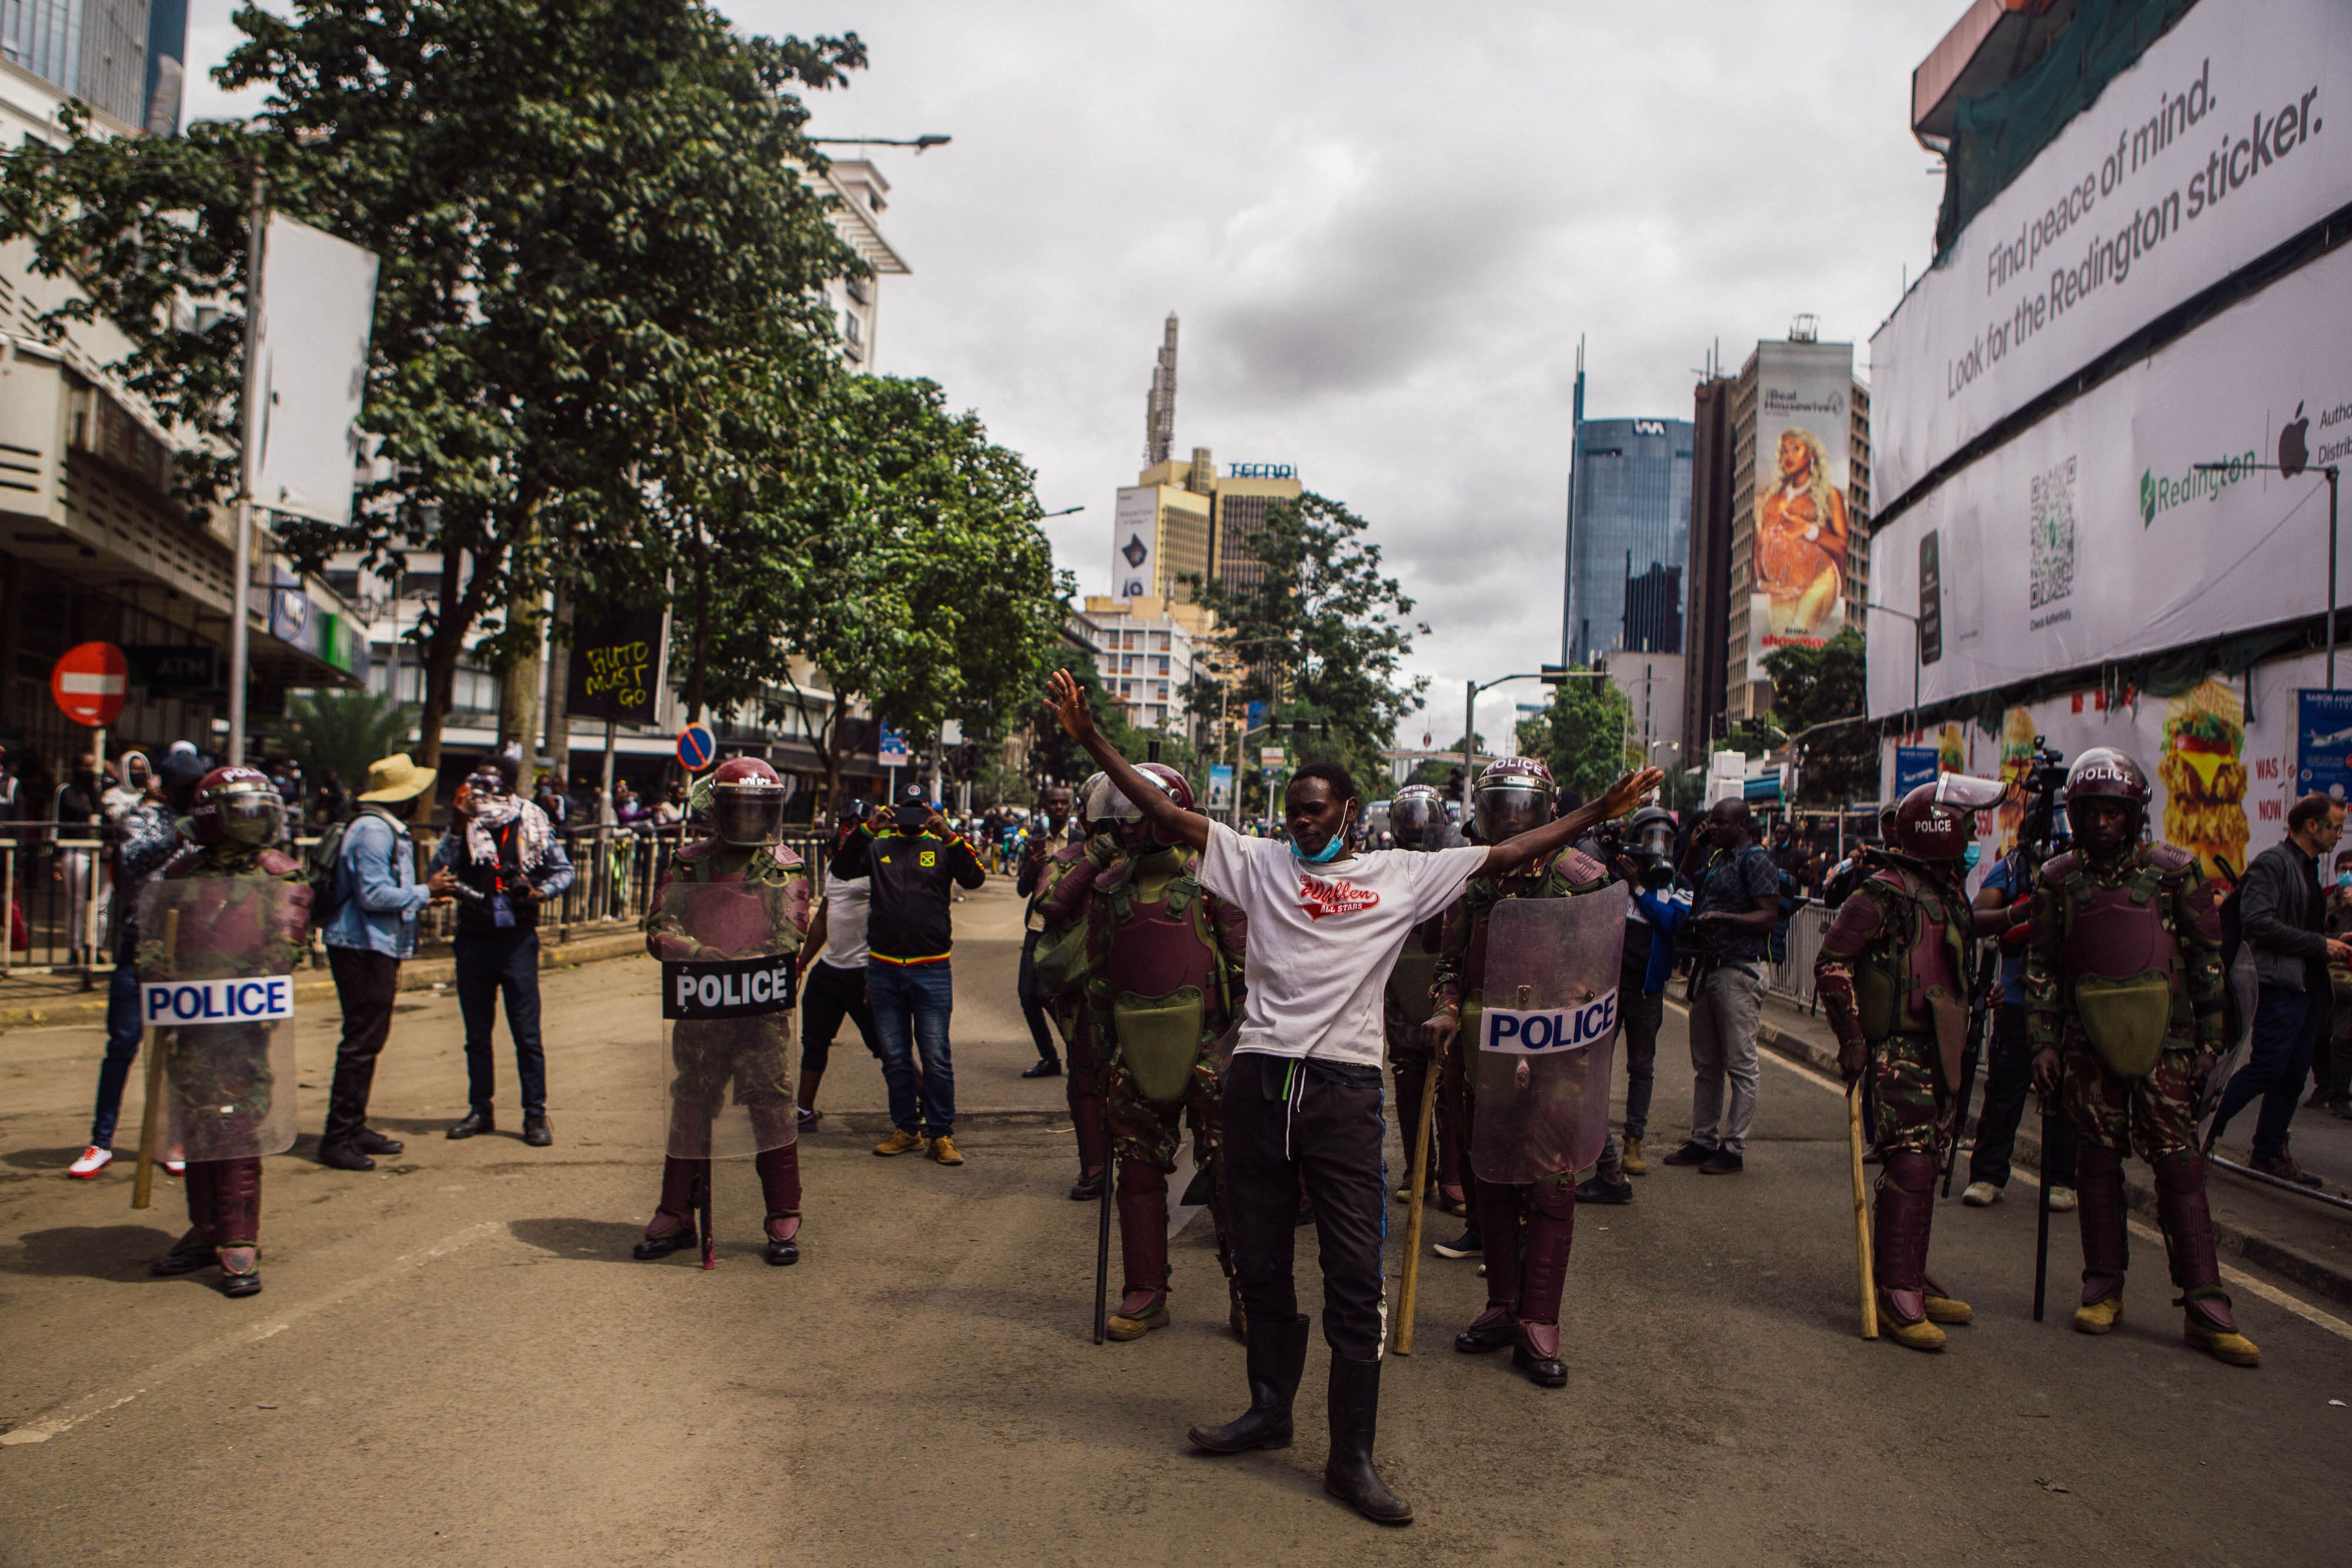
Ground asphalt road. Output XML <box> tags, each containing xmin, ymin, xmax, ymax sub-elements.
<box><xmin>4</xmin><ymin>875</ymin><xmax>2350</xmax><ymax>1566</ymax></box>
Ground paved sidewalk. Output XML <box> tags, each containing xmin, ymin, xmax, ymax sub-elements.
<box><xmin>1752</xmin><ymin>992</ymin><xmax>2352</xmax><ymax>1308</ymax></box>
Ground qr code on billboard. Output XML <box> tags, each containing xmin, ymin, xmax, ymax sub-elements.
<box><xmin>2029</xmin><ymin>456</ymin><xmax>2076</xmax><ymax>610</ymax></box>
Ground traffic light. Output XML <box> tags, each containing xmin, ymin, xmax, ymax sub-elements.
<box><xmin>1539</xmin><ymin>664</ymin><xmax>1569</xmax><ymax>686</ymax></box>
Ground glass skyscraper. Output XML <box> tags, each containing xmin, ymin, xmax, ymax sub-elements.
<box><xmin>1561</xmin><ymin>365</ymin><xmax>1693</xmax><ymax>665</ymax></box>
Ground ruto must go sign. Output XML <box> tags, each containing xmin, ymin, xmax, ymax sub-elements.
<box><xmin>1870</xmin><ymin>0</ymin><xmax>2351</xmax><ymax>508</ymax></box>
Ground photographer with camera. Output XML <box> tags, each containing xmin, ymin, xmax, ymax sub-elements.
<box><xmin>1961</xmin><ymin>745</ymin><xmax>2078</xmax><ymax>1211</ymax></box>
<box><xmin>1578</xmin><ymin>807</ymin><xmax>1689</xmax><ymax>1201</ymax></box>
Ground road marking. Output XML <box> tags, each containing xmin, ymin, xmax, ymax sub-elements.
<box><xmin>0</xmin><ymin>1221</ymin><xmax>503</xmax><ymax>1447</ymax></box>
<box><xmin>1666</xmin><ymin>1000</ymin><xmax>2352</xmax><ymax>1344</ymax></box>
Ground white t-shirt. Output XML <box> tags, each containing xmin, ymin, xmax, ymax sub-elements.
<box><xmin>1198</xmin><ymin>821</ymin><xmax>1488</xmax><ymax>1068</ymax></box>
<box><xmin>818</xmin><ymin>869</ymin><xmax>871</xmax><ymax>969</ymax></box>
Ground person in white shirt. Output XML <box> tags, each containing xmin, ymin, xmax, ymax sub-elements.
<box><xmin>1045</xmin><ymin>670</ymin><xmax>1659</xmax><ymax>1526</ymax></box>
<box><xmin>796</xmin><ymin>808</ymin><xmax>884</xmax><ymax>1126</ymax></box>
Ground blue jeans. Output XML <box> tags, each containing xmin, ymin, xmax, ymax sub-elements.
<box><xmin>868</xmin><ymin>960</ymin><xmax>955</xmax><ymax>1135</ymax></box>
<box><xmin>90</xmin><ymin>957</ymin><xmax>145</xmax><ymax>1148</ymax></box>
<box><xmin>2213</xmin><ymin>984</ymin><xmax>2324</xmax><ymax>1161</ymax></box>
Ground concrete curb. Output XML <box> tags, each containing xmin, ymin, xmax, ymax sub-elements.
<box><xmin>1753</xmin><ymin>1017</ymin><xmax>2352</xmax><ymax>1311</ymax></box>
<box><xmin>0</xmin><ymin>929</ymin><xmax>651</xmax><ymax>1035</ymax></box>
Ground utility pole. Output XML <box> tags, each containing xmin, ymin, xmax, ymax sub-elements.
<box><xmin>225</xmin><ymin>167</ymin><xmax>267</xmax><ymax>765</ymax></box>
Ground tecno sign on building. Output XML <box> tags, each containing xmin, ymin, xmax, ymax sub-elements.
<box><xmin>1867</xmin><ymin>240</ymin><xmax>2352</xmax><ymax>718</ymax></box>
<box><xmin>1872</xmin><ymin>0</ymin><xmax>2351</xmax><ymax>504</ymax></box>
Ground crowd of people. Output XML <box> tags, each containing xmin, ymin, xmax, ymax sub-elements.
<box><xmin>37</xmin><ymin>683</ymin><xmax>2339</xmax><ymax>1532</ymax></box>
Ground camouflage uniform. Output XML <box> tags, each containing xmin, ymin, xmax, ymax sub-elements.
<box><xmin>2025</xmin><ymin>841</ymin><xmax>2243</xmax><ymax>1343</ymax></box>
<box><xmin>1038</xmin><ymin>833</ymin><xmax>1121</xmax><ymax>1185</ymax></box>
<box><xmin>1085</xmin><ymin>843</ymin><xmax>1248</xmax><ymax>1329</ymax></box>
<box><xmin>1430</xmin><ymin>847</ymin><xmax>1610</xmax><ymax>1372</ymax></box>
<box><xmin>640</xmin><ymin>839</ymin><xmax>811</xmax><ymax>1249</ymax></box>
<box><xmin>1813</xmin><ymin>854</ymin><xmax>1975</xmax><ymax>1334</ymax></box>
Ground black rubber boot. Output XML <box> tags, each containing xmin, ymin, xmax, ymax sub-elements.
<box><xmin>1188</xmin><ymin>1313</ymin><xmax>1309</xmax><ymax>1454</ymax></box>
<box><xmin>1321</xmin><ymin>1355</ymin><xmax>1411</xmax><ymax>1525</ymax></box>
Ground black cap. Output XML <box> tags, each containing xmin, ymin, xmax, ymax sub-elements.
<box><xmin>892</xmin><ymin>783</ymin><xmax>931</xmax><ymax>828</ymax></box>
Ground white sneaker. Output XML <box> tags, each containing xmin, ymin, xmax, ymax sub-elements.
<box><xmin>162</xmin><ymin>1159</ymin><xmax>185</xmax><ymax>1177</ymax></box>
<box><xmin>1961</xmin><ymin>1181</ymin><xmax>2002</xmax><ymax>1208</ymax></box>
<box><xmin>67</xmin><ymin>1146</ymin><xmax>113</xmax><ymax>1179</ymax></box>
<box><xmin>2046</xmin><ymin>1185</ymin><xmax>2077</xmax><ymax>1212</ymax></box>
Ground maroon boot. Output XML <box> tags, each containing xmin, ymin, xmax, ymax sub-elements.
<box><xmin>1873</xmin><ymin>1152</ymin><xmax>1942</xmax><ymax>1349</ymax></box>
<box><xmin>2154</xmin><ymin>1151</ymin><xmax>2259</xmax><ymax>1364</ymax></box>
<box><xmin>1456</xmin><ymin>1179</ymin><xmax>1522</xmax><ymax>1353</ymax></box>
<box><xmin>1514</xmin><ymin>1181</ymin><xmax>1574</xmax><ymax>1386</ymax></box>
<box><xmin>2073</xmin><ymin>1141</ymin><xmax>2128</xmax><ymax>1329</ymax></box>
<box><xmin>1108</xmin><ymin>1159</ymin><xmax>1170</xmax><ymax>1338</ymax></box>
<box><xmin>152</xmin><ymin>1159</ymin><xmax>218</xmax><ymax>1276</ymax></box>
<box><xmin>756</xmin><ymin>1142</ymin><xmax>803</xmax><ymax>1266</ymax></box>
<box><xmin>634</xmin><ymin>1155</ymin><xmax>702</xmax><ymax>1260</ymax></box>
<box><xmin>211</xmin><ymin>1156</ymin><xmax>263</xmax><ymax>1298</ymax></box>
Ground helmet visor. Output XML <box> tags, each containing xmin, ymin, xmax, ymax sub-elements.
<box><xmin>1475</xmin><ymin>785</ymin><xmax>1549</xmax><ymax>843</ymax></box>
<box><xmin>219</xmin><ymin>786</ymin><xmax>283</xmax><ymax>845</ymax></box>
<box><xmin>711</xmin><ymin>792</ymin><xmax>784</xmax><ymax>845</ymax></box>
<box><xmin>1932</xmin><ymin>773</ymin><xmax>2009</xmax><ymax>811</ymax></box>
<box><xmin>1391</xmin><ymin>795</ymin><xmax>1443</xmax><ymax>847</ymax></box>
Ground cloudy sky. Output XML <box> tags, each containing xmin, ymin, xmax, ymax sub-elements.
<box><xmin>188</xmin><ymin>1</ymin><xmax>1957</xmax><ymax>751</ymax></box>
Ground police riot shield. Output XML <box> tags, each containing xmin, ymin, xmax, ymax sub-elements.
<box><xmin>136</xmin><ymin>875</ymin><xmax>310</xmax><ymax>1162</ymax></box>
<box><xmin>1471</xmin><ymin>883</ymin><xmax>1628</xmax><ymax>1185</ymax></box>
<box><xmin>655</xmin><ymin>877</ymin><xmax>804</xmax><ymax>1160</ymax></box>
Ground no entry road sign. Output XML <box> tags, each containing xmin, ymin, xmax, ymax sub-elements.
<box><xmin>51</xmin><ymin>642</ymin><xmax>128</xmax><ymax>727</ymax></box>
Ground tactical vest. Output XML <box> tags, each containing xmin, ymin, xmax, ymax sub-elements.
<box><xmin>1846</xmin><ymin>861</ymin><xmax>1971</xmax><ymax>1043</ymax></box>
<box><xmin>2044</xmin><ymin>846</ymin><xmax>2190</xmax><ymax>1079</ymax></box>
<box><xmin>1098</xmin><ymin>852</ymin><xmax>1234</xmax><ymax>1105</ymax></box>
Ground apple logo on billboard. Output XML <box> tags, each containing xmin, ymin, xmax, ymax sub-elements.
<box><xmin>2279</xmin><ymin>402</ymin><xmax>2308</xmax><ymax>479</ymax></box>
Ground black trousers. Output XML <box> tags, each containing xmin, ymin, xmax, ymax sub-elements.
<box><xmin>1969</xmin><ymin>1000</ymin><xmax>2079</xmax><ymax>1188</ymax></box>
<box><xmin>1017</xmin><ymin>930</ymin><xmax>1060</xmax><ymax>1062</ymax></box>
<box><xmin>799</xmin><ymin>959</ymin><xmax>880</xmax><ymax>1074</ymax></box>
<box><xmin>455</xmin><ymin>928</ymin><xmax>546</xmax><ymax>1115</ymax></box>
<box><xmin>324</xmin><ymin>946</ymin><xmax>402</xmax><ymax>1148</ymax></box>
<box><xmin>1222</xmin><ymin>1051</ymin><xmax>1388</xmax><ymax>1360</ymax></box>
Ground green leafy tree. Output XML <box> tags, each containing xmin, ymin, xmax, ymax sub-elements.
<box><xmin>0</xmin><ymin>0</ymin><xmax>864</xmax><ymax>780</ymax></box>
<box><xmin>1515</xmin><ymin>672</ymin><xmax>1634</xmax><ymax>805</ymax></box>
<box><xmin>1763</xmin><ymin>629</ymin><xmax>1874</xmax><ymax>808</ymax></box>
<box><xmin>1182</xmin><ymin>492</ymin><xmax>1428</xmax><ymax>796</ymax></box>
<box><xmin>683</xmin><ymin>376</ymin><xmax>1071</xmax><ymax>810</ymax></box>
<box><xmin>276</xmin><ymin>688</ymin><xmax>419</xmax><ymax>791</ymax></box>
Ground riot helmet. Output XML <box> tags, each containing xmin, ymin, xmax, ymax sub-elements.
<box><xmin>1389</xmin><ymin>784</ymin><xmax>1448</xmax><ymax>851</ymax></box>
<box><xmin>1893</xmin><ymin>772</ymin><xmax>2007</xmax><ymax>862</ymax></box>
<box><xmin>188</xmin><ymin>765</ymin><xmax>284</xmax><ymax>847</ymax></box>
<box><xmin>1474</xmin><ymin>756</ymin><xmax>1555</xmax><ymax>844</ymax></box>
<box><xmin>709</xmin><ymin>756</ymin><xmax>787</xmax><ymax>845</ymax></box>
<box><xmin>1100</xmin><ymin>763</ymin><xmax>1194</xmax><ymax>846</ymax></box>
<box><xmin>2063</xmin><ymin>748</ymin><xmax>2149</xmax><ymax>822</ymax></box>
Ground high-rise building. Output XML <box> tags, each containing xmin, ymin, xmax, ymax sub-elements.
<box><xmin>141</xmin><ymin>0</ymin><xmax>183</xmax><ymax>135</ymax></box>
<box><xmin>818</xmin><ymin>159</ymin><xmax>908</xmax><ymax>371</ymax></box>
<box><xmin>1</xmin><ymin>0</ymin><xmax>152</xmax><ymax>129</ymax></box>
<box><xmin>1112</xmin><ymin>315</ymin><xmax>1302</xmax><ymax>601</ymax></box>
<box><xmin>1560</xmin><ymin>349</ymin><xmax>1693</xmax><ymax>666</ymax></box>
<box><xmin>1682</xmin><ymin>324</ymin><xmax>1873</xmax><ymax>744</ymax></box>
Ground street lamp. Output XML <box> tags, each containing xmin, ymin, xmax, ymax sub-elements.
<box><xmin>1459</xmin><ymin>665</ymin><xmax>1608</xmax><ymax>812</ymax></box>
<box><xmin>808</xmin><ymin>135</ymin><xmax>953</xmax><ymax>152</ymax></box>
<box><xmin>2194</xmin><ymin>459</ymin><xmax>2341</xmax><ymax>688</ymax></box>
<box><xmin>1865</xmin><ymin>601</ymin><xmax>1922</xmax><ymax>720</ymax></box>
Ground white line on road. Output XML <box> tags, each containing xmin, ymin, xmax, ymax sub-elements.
<box><xmin>0</xmin><ymin>1220</ymin><xmax>505</xmax><ymax>1447</ymax></box>
<box><xmin>1666</xmin><ymin>1000</ymin><xmax>2352</xmax><ymax>1344</ymax></box>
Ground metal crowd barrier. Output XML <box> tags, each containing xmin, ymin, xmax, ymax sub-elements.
<box><xmin>1766</xmin><ymin>902</ymin><xmax>1830</xmax><ymax>1011</ymax></box>
<box><xmin>2</xmin><ymin>819</ymin><xmax>840</xmax><ymax>977</ymax></box>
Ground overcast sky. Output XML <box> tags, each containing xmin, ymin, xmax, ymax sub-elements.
<box><xmin>188</xmin><ymin>1</ymin><xmax>1957</xmax><ymax>754</ymax></box>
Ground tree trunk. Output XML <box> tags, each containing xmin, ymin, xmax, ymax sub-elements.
<box><xmin>543</xmin><ymin>587</ymin><xmax>573</xmax><ymax>795</ymax></box>
<box><xmin>683</xmin><ymin>512</ymin><xmax>710</xmax><ymax>722</ymax></box>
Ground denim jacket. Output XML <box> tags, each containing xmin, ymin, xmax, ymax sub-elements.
<box><xmin>322</xmin><ymin>808</ymin><xmax>433</xmax><ymax>958</ymax></box>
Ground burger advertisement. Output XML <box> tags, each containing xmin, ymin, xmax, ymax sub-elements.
<box><xmin>2158</xmin><ymin>678</ymin><xmax>2249</xmax><ymax>880</ymax></box>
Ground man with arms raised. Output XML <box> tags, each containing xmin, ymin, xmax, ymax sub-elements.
<box><xmin>1045</xmin><ymin>670</ymin><xmax>1659</xmax><ymax>1526</ymax></box>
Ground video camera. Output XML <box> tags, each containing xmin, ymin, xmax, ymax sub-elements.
<box><xmin>2014</xmin><ymin>738</ymin><xmax>2070</xmax><ymax>865</ymax></box>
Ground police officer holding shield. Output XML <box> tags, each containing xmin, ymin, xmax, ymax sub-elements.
<box><xmin>143</xmin><ymin>767</ymin><xmax>314</xmax><ymax>1298</ymax></box>
<box><xmin>1425</xmin><ymin>758</ymin><xmax>1616</xmax><ymax>1389</ymax></box>
<box><xmin>635</xmin><ymin>759</ymin><xmax>812</xmax><ymax>1268</ymax></box>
